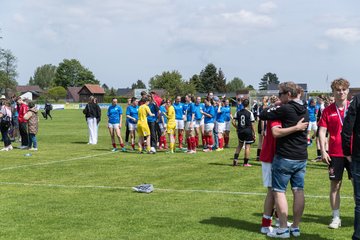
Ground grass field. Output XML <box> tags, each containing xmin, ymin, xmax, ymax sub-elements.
<box><xmin>0</xmin><ymin>108</ymin><xmax>354</xmax><ymax>239</ymax></box>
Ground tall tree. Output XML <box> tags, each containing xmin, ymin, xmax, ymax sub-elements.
<box><xmin>131</xmin><ymin>79</ymin><xmax>146</xmax><ymax>89</ymax></box>
<box><xmin>48</xmin><ymin>86</ymin><xmax>67</xmax><ymax>102</ymax></box>
<box><xmin>0</xmin><ymin>49</ymin><xmax>18</xmax><ymax>93</ymax></box>
<box><xmin>199</xmin><ymin>63</ymin><xmax>218</xmax><ymax>93</ymax></box>
<box><xmin>259</xmin><ymin>72</ymin><xmax>279</xmax><ymax>90</ymax></box>
<box><xmin>28</xmin><ymin>64</ymin><xmax>57</xmax><ymax>89</ymax></box>
<box><xmin>216</xmin><ymin>68</ymin><xmax>227</xmax><ymax>93</ymax></box>
<box><xmin>189</xmin><ymin>74</ymin><xmax>202</xmax><ymax>92</ymax></box>
<box><xmin>54</xmin><ymin>59</ymin><xmax>99</xmax><ymax>88</ymax></box>
<box><xmin>226</xmin><ymin>77</ymin><xmax>245</xmax><ymax>92</ymax></box>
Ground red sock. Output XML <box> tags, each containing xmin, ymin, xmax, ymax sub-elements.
<box><xmin>112</xmin><ymin>143</ymin><xmax>116</xmax><ymax>148</ymax></box>
<box><xmin>219</xmin><ymin>138</ymin><xmax>224</xmax><ymax>149</ymax></box>
<box><xmin>163</xmin><ymin>136</ymin><xmax>168</xmax><ymax>148</ymax></box>
<box><xmin>120</xmin><ymin>143</ymin><xmax>124</xmax><ymax>148</ymax></box>
<box><xmin>262</xmin><ymin>217</ymin><xmax>272</xmax><ymax>227</ymax></box>
<box><xmin>191</xmin><ymin>137</ymin><xmax>196</xmax><ymax>151</ymax></box>
<box><xmin>195</xmin><ymin>136</ymin><xmax>199</xmax><ymax>147</ymax></box>
<box><xmin>208</xmin><ymin>136</ymin><xmax>213</xmax><ymax>148</ymax></box>
<box><xmin>131</xmin><ymin>144</ymin><xmax>135</xmax><ymax>150</ymax></box>
<box><xmin>179</xmin><ymin>134</ymin><xmax>183</xmax><ymax>147</ymax></box>
<box><xmin>202</xmin><ymin>135</ymin><xmax>207</xmax><ymax>146</ymax></box>
<box><xmin>187</xmin><ymin>138</ymin><xmax>191</xmax><ymax>151</ymax></box>
<box><xmin>224</xmin><ymin>136</ymin><xmax>229</xmax><ymax>145</ymax></box>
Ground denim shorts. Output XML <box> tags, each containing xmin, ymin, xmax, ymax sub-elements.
<box><xmin>272</xmin><ymin>155</ymin><xmax>307</xmax><ymax>192</ymax></box>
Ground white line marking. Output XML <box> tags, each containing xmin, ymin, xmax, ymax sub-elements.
<box><xmin>0</xmin><ymin>181</ymin><xmax>353</xmax><ymax>199</ymax></box>
<box><xmin>0</xmin><ymin>152</ymin><xmax>114</xmax><ymax>171</ymax></box>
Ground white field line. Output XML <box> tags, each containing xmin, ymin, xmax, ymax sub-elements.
<box><xmin>0</xmin><ymin>181</ymin><xmax>353</xmax><ymax>199</ymax></box>
<box><xmin>0</xmin><ymin>152</ymin><xmax>114</xmax><ymax>171</ymax></box>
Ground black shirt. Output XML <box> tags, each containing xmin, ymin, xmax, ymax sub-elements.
<box><xmin>342</xmin><ymin>94</ymin><xmax>360</xmax><ymax>158</ymax></box>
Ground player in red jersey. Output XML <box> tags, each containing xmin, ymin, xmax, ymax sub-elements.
<box><xmin>318</xmin><ymin>78</ymin><xmax>352</xmax><ymax>229</ymax></box>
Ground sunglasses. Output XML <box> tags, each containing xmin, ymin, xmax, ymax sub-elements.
<box><xmin>278</xmin><ymin>91</ymin><xmax>287</xmax><ymax>97</ymax></box>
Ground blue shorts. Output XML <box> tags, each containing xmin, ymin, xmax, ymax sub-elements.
<box><xmin>272</xmin><ymin>155</ymin><xmax>307</xmax><ymax>192</ymax></box>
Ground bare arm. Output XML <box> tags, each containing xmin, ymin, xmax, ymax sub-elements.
<box><xmin>319</xmin><ymin>126</ymin><xmax>331</xmax><ymax>165</ymax></box>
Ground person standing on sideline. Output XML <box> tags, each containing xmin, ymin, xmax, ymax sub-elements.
<box><xmin>126</xmin><ymin>97</ymin><xmax>139</xmax><ymax>151</ymax></box>
<box><xmin>163</xmin><ymin>98</ymin><xmax>176</xmax><ymax>153</ymax></box>
<box><xmin>318</xmin><ymin>78</ymin><xmax>351</xmax><ymax>229</ymax></box>
<box><xmin>0</xmin><ymin>100</ymin><xmax>13</xmax><ymax>151</ymax></box>
<box><xmin>184</xmin><ymin>95</ymin><xmax>196</xmax><ymax>154</ymax></box>
<box><xmin>83</xmin><ymin>96</ymin><xmax>101</xmax><ymax>145</ymax></box>
<box><xmin>158</xmin><ymin>100</ymin><xmax>168</xmax><ymax>150</ymax></box>
<box><xmin>223</xmin><ymin>99</ymin><xmax>232</xmax><ymax>148</ymax></box>
<box><xmin>173</xmin><ymin>96</ymin><xmax>185</xmax><ymax>149</ymax></box>
<box><xmin>147</xmin><ymin>95</ymin><xmax>160</xmax><ymax>153</ymax></box>
<box><xmin>193</xmin><ymin>96</ymin><xmax>204</xmax><ymax>148</ymax></box>
<box><xmin>44</xmin><ymin>100</ymin><xmax>53</xmax><ymax>120</ymax></box>
<box><xmin>107</xmin><ymin>98</ymin><xmax>126</xmax><ymax>152</ymax></box>
<box><xmin>17</xmin><ymin>97</ymin><xmax>29</xmax><ymax>149</ymax></box>
<box><xmin>260</xmin><ymin>82</ymin><xmax>309</xmax><ymax>238</ymax></box>
<box><xmin>257</xmin><ymin>96</ymin><xmax>269</xmax><ymax>161</ymax></box>
<box><xmin>137</xmin><ymin>97</ymin><xmax>155</xmax><ymax>154</ymax></box>
<box><xmin>201</xmin><ymin>98</ymin><xmax>215</xmax><ymax>152</ymax></box>
<box><xmin>342</xmin><ymin>92</ymin><xmax>360</xmax><ymax>240</ymax></box>
<box><xmin>232</xmin><ymin>99</ymin><xmax>255</xmax><ymax>166</ymax></box>
<box><xmin>125</xmin><ymin>98</ymin><xmax>132</xmax><ymax>144</ymax></box>
<box><xmin>24</xmin><ymin>101</ymin><xmax>39</xmax><ymax>151</ymax></box>
<box><xmin>307</xmin><ymin>98</ymin><xmax>318</xmax><ymax>146</ymax></box>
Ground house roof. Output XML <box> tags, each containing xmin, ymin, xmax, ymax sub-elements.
<box><xmin>116</xmin><ymin>88</ymin><xmax>133</xmax><ymax>97</ymax></box>
<box><xmin>79</xmin><ymin>84</ymin><xmax>105</xmax><ymax>94</ymax></box>
<box><xmin>16</xmin><ymin>85</ymin><xmax>43</xmax><ymax>93</ymax></box>
<box><xmin>67</xmin><ymin>87</ymin><xmax>81</xmax><ymax>102</ymax></box>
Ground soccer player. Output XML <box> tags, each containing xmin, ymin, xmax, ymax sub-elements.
<box><xmin>107</xmin><ymin>98</ymin><xmax>126</xmax><ymax>152</ymax></box>
<box><xmin>214</xmin><ymin>97</ymin><xmax>227</xmax><ymax>151</ymax></box>
<box><xmin>173</xmin><ymin>96</ymin><xmax>185</xmax><ymax>149</ymax></box>
<box><xmin>342</xmin><ymin>92</ymin><xmax>360</xmax><ymax>240</ymax></box>
<box><xmin>137</xmin><ymin>97</ymin><xmax>155</xmax><ymax>154</ymax></box>
<box><xmin>158</xmin><ymin>100</ymin><xmax>168</xmax><ymax>150</ymax></box>
<box><xmin>126</xmin><ymin>97</ymin><xmax>139</xmax><ymax>151</ymax></box>
<box><xmin>185</xmin><ymin>95</ymin><xmax>196</xmax><ymax>154</ymax></box>
<box><xmin>260</xmin><ymin>82</ymin><xmax>309</xmax><ymax>238</ymax></box>
<box><xmin>193</xmin><ymin>96</ymin><xmax>205</xmax><ymax>148</ymax></box>
<box><xmin>164</xmin><ymin>98</ymin><xmax>176</xmax><ymax>153</ymax></box>
<box><xmin>147</xmin><ymin>95</ymin><xmax>160</xmax><ymax>153</ymax></box>
<box><xmin>318</xmin><ymin>78</ymin><xmax>352</xmax><ymax>229</ymax></box>
<box><xmin>201</xmin><ymin>98</ymin><xmax>215</xmax><ymax>152</ymax></box>
<box><xmin>257</xmin><ymin>96</ymin><xmax>269</xmax><ymax>161</ymax></box>
<box><xmin>223</xmin><ymin>99</ymin><xmax>232</xmax><ymax>148</ymax></box>
<box><xmin>232</xmin><ymin>99</ymin><xmax>255</xmax><ymax>166</ymax></box>
<box><xmin>307</xmin><ymin>98</ymin><xmax>318</xmax><ymax>146</ymax></box>
<box><xmin>259</xmin><ymin>95</ymin><xmax>308</xmax><ymax>234</ymax></box>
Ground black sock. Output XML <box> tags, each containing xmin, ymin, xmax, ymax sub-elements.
<box><xmin>317</xmin><ymin>149</ymin><xmax>321</xmax><ymax>157</ymax></box>
<box><xmin>244</xmin><ymin>158</ymin><xmax>249</xmax><ymax>164</ymax></box>
<box><xmin>257</xmin><ymin>149</ymin><xmax>261</xmax><ymax>157</ymax></box>
<box><xmin>234</xmin><ymin>153</ymin><xmax>239</xmax><ymax>160</ymax></box>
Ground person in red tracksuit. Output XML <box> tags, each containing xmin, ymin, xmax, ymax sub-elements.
<box><xmin>17</xmin><ymin>97</ymin><xmax>29</xmax><ymax>149</ymax></box>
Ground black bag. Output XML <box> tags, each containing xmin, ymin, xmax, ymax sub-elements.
<box><xmin>0</xmin><ymin>114</ymin><xmax>11</xmax><ymax>130</ymax></box>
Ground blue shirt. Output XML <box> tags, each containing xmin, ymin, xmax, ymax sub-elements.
<box><xmin>223</xmin><ymin>105</ymin><xmax>231</xmax><ymax>121</ymax></box>
<box><xmin>193</xmin><ymin>103</ymin><xmax>204</xmax><ymax>120</ymax></box>
<box><xmin>215</xmin><ymin>106</ymin><xmax>227</xmax><ymax>123</ymax></box>
<box><xmin>147</xmin><ymin>102</ymin><xmax>158</xmax><ymax>123</ymax></box>
<box><xmin>159</xmin><ymin>105</ymin><xmax>167</xmax><ymax>124</ymax></box>
<box><xmin>186</xmin><ymin>102</ymin><xmax>195</xmax><ymax>122</ymax></box>
<box><xmin>236</xmin><ymin>103</ymin><xmax>244</xmax><ymax>112</ymax></box>
<box><xmin>204</xmin><ymin>105</ymin><xmax>215</xmax><ymax>124</ymax></box>
<box><xmin>126</xmin><ymin>105</ymin><xmax>139</xmax><ymax>124</ymax></box>
<box><xmin>308</xmin><ymin>105</ymin><xmax>317</xmax><ymax>122</ymax></box>
<box><xmin>173</xmin><ymin>102</ymin><xmax>184</xmax><ymax>120</ymax></box>
<box><xmin>107</xmin><ymin>105</ymin><xmax>122</xmax><ymax>124</ymax></box>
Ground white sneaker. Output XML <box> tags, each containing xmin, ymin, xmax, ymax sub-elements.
<box><xmin>261</xmin><ymin>226</ymin><xmax>273</xmax><ymax>234</ymax></box>
<box><xmin>290</xmin><ymin>226</ymin><xmax>301</xmax><ymax>237</ymax></box>
<box><xmin>267</xmin><ymin>227</ymin><xmax>290</xmax><ymax>238</ymax></box>
<box><xmin>29</xmin><ymin>148</ymin><xmax>38</xmax><ymax>151</ymax></box>
<box><xmin>150</xmin><ymin>147</ymin><xmax>156</xmax><ymax>153</ymax></box>
<box><xmin>329</xmin><ymin>217</ymin><xmax>341</xmax><ymax>229</ymax></box>
<box><xmin>19</xmin><ymin>145</ymin><xmax>28</xmax><ymax>149</ymax></box>
<box><xmin>0</xmin><ymin>147</ymin><xmax>9</xmax><ymax>151</ymax></box>
<box><xmin>8</xmin><ymin>145</ymin><xmax>13</xmax><ymax>150</ymax></box>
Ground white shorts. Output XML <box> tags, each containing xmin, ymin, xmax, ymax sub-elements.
<box><xmin>108</xmin><ymin>123</ymin><xmax>120</xmax><ymax>129</ymax></box>
<box><xmin>308</xmin><ymin>121</ymin><xmax>318</xmax><ymax>132</ymax></box>
<box><xmin>204</xmin><ymin>123</ymin><xmax>214</xmax><ymax>132</ymax></box>
<box><xmin>128</xmin><ymin>122</ymin><xmax>137</xmax><ymax>131</ymax></box>
<box><xmin>159</xmin><ymin>122</ymin><xmax>166</xmax><ymax>133</ymax></box>
<box><xmin>215</xmin><ymin>122</ymin><xmax>225</xmax><ymax>133</ymax></box>
<box><xmin>262</xmin><ymin>162</ymin><xmax>272</xmax><ymax>188</ymax></box>
<box><xmin>185</xmin><ymin>121</ymin><xmax>194</xmax><ymax>131</ymax></box>
<box><xmin>225</xmin><ymin>121</ymin><xmax>231</xmax><ymax>131</ymax></box>
<box><xmin>194</xmin><ymin>119</ymin><xmax>204</xmax><ymax>128</ymax></box>
<box><xmin>176</xmin><ymin>119</ymin><xmax>184</xmax><ymax>130</ymax></box>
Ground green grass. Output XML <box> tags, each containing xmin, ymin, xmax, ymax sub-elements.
<box><xmin>0</xmin><ymin>108</ymin><xmax>354</xmax><ymax>239</ymax></box>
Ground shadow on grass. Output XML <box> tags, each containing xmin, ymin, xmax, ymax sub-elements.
<box><xmin>200</xmin><ymin>216</ymin><xmax>331</xmax><ymax>239</ymax></box>
<box><xmin>70</xmin><ymin>141</ymin><xmax>88</xmax><ymax>144</ymax></box>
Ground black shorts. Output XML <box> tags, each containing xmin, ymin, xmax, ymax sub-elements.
<box><xmin>328</xmin><ymin>157</ymin><xmax>352</xmax><ymax>181</ymax></box>
<box><xmin>237</xmin><ymin>129</ymin><xmax>254</xmax><ymax>144</ymax></box>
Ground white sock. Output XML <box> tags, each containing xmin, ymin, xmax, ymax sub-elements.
<box><xmin>263</xmin><ymin>214</ymin><xmax>272</xmax><ymax>220</ymax></box>
<box><xmin>333</xmin><ymin>209</ymin><xmax>340</xmax><ymax>219</ymax></box>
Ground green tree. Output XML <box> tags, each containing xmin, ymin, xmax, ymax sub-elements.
<box><xmin>131</xmin><ymin>79</ymin><xmax>146</xmax><ymax>89</ymax></box>
<box><xmin>0</xmin><ymin>49</ymin><xmax>18</xmax><ymax>93</ymax></box>
<box><xmin>54</xmin><ymin>59</ymin><xmax>99</xmax><ymax>88</ymax></box>
<box><xmin>216</xmin><ymin>68</ymin><xmax>227</xmax><ymax>93</ymax></box>
<box><xmin>259</xmin><ymin>72</ymin><xmax>279</xmax><ymax>90</ymax></box>
<box><xmin>199</xmin><ymin>63</ymin><xmax>218</xmax><ymax>93</ymax></box>
<box><xmin>149</xmin><ymin>70</ymin><xmax>195</xmax><ymax>97</ymax></box>
<box><xmin>189</xmin><ymin>74</ymin><xmax>202</xmax><ymax>92</ymax></box>
<box><xmin>246</xmin><ymin>84</ymin><xmax>255</xmax><ymax>90</ymax></box>
<box><xmin>28</xmin><ymin>64</ymin><xmax>57</xmax><ymax>89</ymax></box>
<box><xmin>226</xmin><ymin>77</ymin><xmax>245</xmax><ymax>92</ymax></box>
<box><xmin>48</xmin><ymin>86</ymin><xmax>67</xmax><ymax>102</ymax></box>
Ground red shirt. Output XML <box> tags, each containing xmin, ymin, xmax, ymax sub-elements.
<box><xmin>318</xmin><ymin>102</ymin><xmax>350</xmax><ymax>157</ymax></box>
<box><xmin>18</xmin><ymin>103</ymin><xmax>29</xmax><ymax>123</ymax></box>
<box><xmin>260</xmin><ymin>120</ymin><xmax>282</xmax><ymax>163</ymax></box>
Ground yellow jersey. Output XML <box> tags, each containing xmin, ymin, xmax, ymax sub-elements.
<box><xmin>138</xmin><ymin>104</ymin><xmax>151</xmax><ymax>125</ymax></box>
<box><xmin>166</xmin><ymin>105</ymin><xmax>176</xmax><ymax>126</ymax></box>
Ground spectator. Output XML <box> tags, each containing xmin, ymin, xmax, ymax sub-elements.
<box><xmin>24</xmin><ymin>101</ymin><xmax>39</xmax><ymax>151</ymax></box>
<box><xmin>0</xmin><ymin>99</ymin><xmax>13</xmax><ymax>151</ymax></box>
<box><xmin>17</xmin><ymin>97</ymin><xmax>29</xmax><ymax>149</ymax></box>
<box><xmin>83</xmin><ymin>96</ymin><xmax>101</xmax><ymax>145</ymax></box>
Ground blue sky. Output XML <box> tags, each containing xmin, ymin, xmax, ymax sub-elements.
<box><xmin>1</xmin><ymin>0</ymin><xmax>360</xmax><ymax>91</ymax></box>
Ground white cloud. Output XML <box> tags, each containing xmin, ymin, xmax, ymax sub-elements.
<box><xmin>325</xmin><ymin>27</ymin><xmax>360</xmax><ymax>43</ymax></box>
<box><xmin>221</xmin><ymin>10</ymin><xmax>273</xmax><ymax>27</ymax></box>
<box><xmin>258</xmin><ymin>1</ymin><xmax>277</xmax><ymax>14</ymax></box>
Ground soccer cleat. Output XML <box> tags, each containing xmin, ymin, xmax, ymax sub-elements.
<box><xmin>290</xmin><ymin>227</ymin><xmax>300</xmax><ymax>237</ymax></box>
<box><xmin>0</xmin><ymin>147</ymin><xmax>9</xmax><ymax>151</ymax></box>
<box><xmin>328</xmin><ymin>217</ymin><xmax>341</xmax><ymax>229</ymax></box>
<box><xmin>132</xmin><ymin>184</ymin><xmax>154</xmax><ymax>193</ymax></box>
<box><xmin>111</xmin><ymin>148</ymin><xmax>118</xmax><ymax>152</ymax></box>
<box><xmin>267</xmin><ymin>228</ymin><xmax>290</xmax><ymax>238</ymax></box>
<box><xmin>121</xmin><ymin>147</ymin><xmax>127</xmax><ymax>152</ymax></box>
<box><xmin>261</xmin><ymin>226</ymin><xmax>273</xmax><ymax>234</ymax></box>
<box><xmin>243</xmin><ymin>163</ymin><xmax>252</xmax><ymax>167</ymax></box>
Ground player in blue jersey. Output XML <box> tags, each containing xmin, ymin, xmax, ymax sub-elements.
<box><xmin>126</xmin><ymin>97</ymin><xmax>139</xmax><ymax>150</ymax></box>
<box><xmin>214</xmin><ymin>97</ymin><xmax>227</xmax><ymax>151</ymax></box>
<box><xmin>158</xmin><ymin>100</ymin><xmax>168</xmax><ymax>150</ymax></box>
<box><xmin>107</xmin><ymin>98</ymin><xmax>126</xmax><ymax>152</ymax></box>
<box><xmin>201</xmin><ymin>98</ymin><xmax>215</xmax><ymax>152</ymax></box>
<box><xmin>223</xmin><ymin>99</ymin><xmax>232</xmax><ymax>148</ymax></box>
<box><xmin>307</xmin><ymin>98</ymin><xmax>318</xmax><ymax>146</ymax></box>
<box><xmin>173</xmin><ymin>96</ymin><xmax>185</xmax><ymax>149</ymax></box>
<box><xmin>193</xmin><ymin>96</ymin><xmax>205</xmax><ymax>148</ymax></box>
<box><xmin>185</xmin><ymin>95</ymin><xmax>196</xmax><ymax>153</ymax></box>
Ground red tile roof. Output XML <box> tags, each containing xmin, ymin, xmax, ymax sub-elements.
<box><xmin>16</xmin><ymin>85</ymin><xmax>43</xmax><ymax>93</ymax></box>
<box><xmin>67</xmin><ymin>87</ymin><xmax>81</xmax><ymax>102</ymax></box>
<box><xmin>79</xmin><ymin>84</ymin><xmax>105</xmax><ymax>94</ymax></box>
